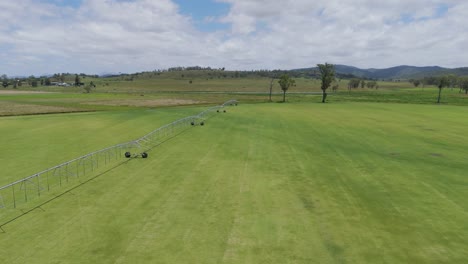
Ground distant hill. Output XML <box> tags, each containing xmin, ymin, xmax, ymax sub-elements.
<box><xmin>36</xmin><ymin>65</ymin><xmax>468</xmax><ymax>81</ymax></box>
<box><xmin>296</xmin><ymin>65</ymin><xmax>468</xmax><ymax>80</ymax></box>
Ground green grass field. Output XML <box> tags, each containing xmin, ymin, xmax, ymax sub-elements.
<box><xmin>2</xmin><ymin>83</ymin><xmax>467</xmax><ymax>117</ymax></box>
<box><xmin>0</xmin><ymin>107</ymin><xmax>205</xmax><ymax>185</ymax></box>
<box><xmin>0</xmin><ymin>102</ymin><xmax>467</xmax><ymax>263</ymax></box>
<box><xmin>5</xmin><ymin>70</ymin><xmax>468</xmax><ymax>117</ymax></box>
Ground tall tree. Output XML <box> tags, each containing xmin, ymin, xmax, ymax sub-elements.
<box><xmin>348</xmin><ymin>78</ymin><xmax>360</xmax><ymax>90</ymax></box>
<box><xmin>348</xmin><ymin>78</ymin><xmax>361</xmax><ymax>91</ymax></box>
<box><xmin>317</xmin><ymin>63</ymin><xmax>335</xmax><ymax>103</ymax></box>
<box><xmin>366</xmin><ymin>80</ymin><xmax>378</xmax><ymax>89</ymax></box>
<box><xmin>1</xmin><ymin>74</ymin><xmax>8</xmax><ymax>88</ymax></box>
<box><xmin>447</xmin><ymin>74</ymin><xmax>457</xmax><ymax>90</ymax></box>
<box><xmin>436</xmin><ymin>76</ymin><xmax>450</xmax><ymax>104</ymax></box>
<box><xmin>268</xmin><ymin>78</ymin><xmax>275</xmax><ymax>102</ymax></box>
<box><xmin>410</xmin><ymin>79</ymin><xmax>421</xmax><ymax>88</ymax></box>
<box><xmin>278</xmin><ymin>74</ymin><xmax>295</xmax><ymax>102</ymax></box>
<box><xmin>459</xmin><ymin>77</ymin><xmax>468</xmax><ymax>94</ymax></box>
<box><xmin>75</xmin><ymin>74</ymin><xmax>81</xmax><ymax>86</ymax></box>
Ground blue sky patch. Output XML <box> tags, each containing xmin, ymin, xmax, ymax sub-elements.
<box><xmin>40</xmin><ymin>0</ymin><xmax>83</xmax><ymax>8</ymax></box>
<box><xmin>400</xmin><ymin>3</ymin><xmax>450</xmax><ymax>24</ymax></box>
<box><xmin>39</xmin><ymin>0</ymin><xmax>231</xmax><ymax>31</ymax></box>
<box><xmin>173</xmin><ymin>0</ymin><xmax>230</xmax><ymax>31</ymax></box>
<box><xmin>434</xmin><ymin>3</ymin><xmax>449</xmax><ymax>18</ymax></box>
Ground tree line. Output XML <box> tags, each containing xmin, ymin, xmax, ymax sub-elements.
<box><xmin>408</xmin><ymin>75</ymin><xmax>468</xmax><ymax>104</ymax></box>
<box><xmin>409</xmin><ymin>75</ymin><xmax>468</xmax><ymax>94</ymax></box>
<box><xmin>141</xmin><ymin>67</ymin><xmax>355</xmax><ymax>80</ymax></box>
<box><xmin>0</xmin><ymin>73</ymin><xmax>97</xmax><ymax>89</ymax></box>
<box><xmin>271</xmin><ymin>66</ymin><xmax>465</xmax><ymax>104</ymax></box>
<box><xmin>276</xmin><ymin>63</ymin><xmax>336</xmax><ymax>103</ymax></box>
<box><xmin>347</xmin><ymin>78</ymin><xmax>379</xmax><ymax>90</ymax></box>
<box><xmin>2</xmin><ymin>67</ymin><xmax>466</xmax><ymax>103</ymax></box>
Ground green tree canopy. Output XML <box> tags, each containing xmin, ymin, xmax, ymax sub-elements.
<box><xmin>278</xmin><ymin>74</ymin><xmax>295</xmax><ymax>102</ymax></box>
<box><xmin>458</xmin><ymin>77</ymin><xmax>468</xmax><ymax>94</ymax></box>
<box><xmin>436</xmin><ymin>76</ymin><xmax>450</xmax><ymax>104</ymax></box>
<box><xmin>348</xmin><ymin>78</ymin><xmax>361</xmax><ymax>89</ymax></box>
<box><xmin>75</xmin><ymin>74</ymin><xmax>81</xmax><ymax>86</ymax></box>
<box><xmin>317</xmin><ymin>63</ymin><xmax>335</xmax><ymax>103</ymax></box>
<box><xmin>411</xmin><ymin>79</ymin><xmax>421</xmax><ymax>87</ymax></box>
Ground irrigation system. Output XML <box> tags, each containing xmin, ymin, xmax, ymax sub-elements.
<box><xmin>0</xmin><ymin>100</ymin><xmax>238</xmax><ymax>210</ymax></box>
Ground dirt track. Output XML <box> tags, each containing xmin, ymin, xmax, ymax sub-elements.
<box><xmin>0</xmin><ymin>90</ymin><xmax>53</xmax><ymax>95</ymax></box>
<box><xmin>83</xmin><ymin>98</ymin><xmax>203</xmax><ymax>107</ymax></box>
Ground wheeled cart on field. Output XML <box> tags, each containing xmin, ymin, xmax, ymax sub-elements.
<box><xmin>124</xmin><ymin>151</ymin><xmax>148</xmax><ymax>159</ymax></box>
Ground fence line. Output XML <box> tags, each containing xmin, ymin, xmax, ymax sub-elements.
<box><xmin>0</xmin><ymin>99</ymin><xmax>237</xmax><ymax>210</ymax></box>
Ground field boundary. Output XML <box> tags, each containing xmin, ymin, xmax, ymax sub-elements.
<box><xmin>0</xmin><ymin>99</ymin><xmax>238</xmax><ymax>210</ymax></box>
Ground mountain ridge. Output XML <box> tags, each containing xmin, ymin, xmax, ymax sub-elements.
<box><xmin>296</xmin><ymin>64</ymin><xmax>468</xmax><ymax>80</ymax></box>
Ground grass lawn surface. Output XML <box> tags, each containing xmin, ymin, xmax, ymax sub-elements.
<box><xmin>0</xmin><ymin>102</ymin><xmax>467</xmax><ymax>263</ymax></box>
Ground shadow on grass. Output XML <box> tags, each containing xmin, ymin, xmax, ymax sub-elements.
<box><xmin>0</xmin><ymin>103</ymin><xmax>231</xmax><ymax>232</ymax></box>
<box><xmin>0</xmin><ymin>159</ymin><xmax>131</xmax><ymax>233</ymax></box>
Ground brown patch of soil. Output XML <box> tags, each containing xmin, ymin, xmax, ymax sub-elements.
<box><xmin>0</xmin><ymin>90</ymin><xmax>53</xmax><ymax>95</ymax></box>
<box><xmin>0</xmin><ymin>101</ymin><xmax>85</xmax><ymax>116</ymax></box>
<box><xmin>83</xmin><ymin>99</ymin><xmax>203</xmax><ymax>107</ymax></box>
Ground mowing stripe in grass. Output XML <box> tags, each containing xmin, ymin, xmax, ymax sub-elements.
<box><xmin>0</xmin><ymin>102</ymin><xmax>466</xmax><ymax>263</ymax></box>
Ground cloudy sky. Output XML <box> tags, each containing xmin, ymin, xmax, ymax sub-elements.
<box><xmin>0</xmin><ymin>0</ymin><xmax>466</xmax><ymax>76</ymax></box>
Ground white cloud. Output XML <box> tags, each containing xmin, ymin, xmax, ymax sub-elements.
<box><xmin>215</xmin><ymin>0</ymin><xmax>468</xmax><ymax>69</ymax></box>
<box><xmin>0</xmin><ymin>0</ymin><xmax>467</xmax><ymax>75</ymax></box>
